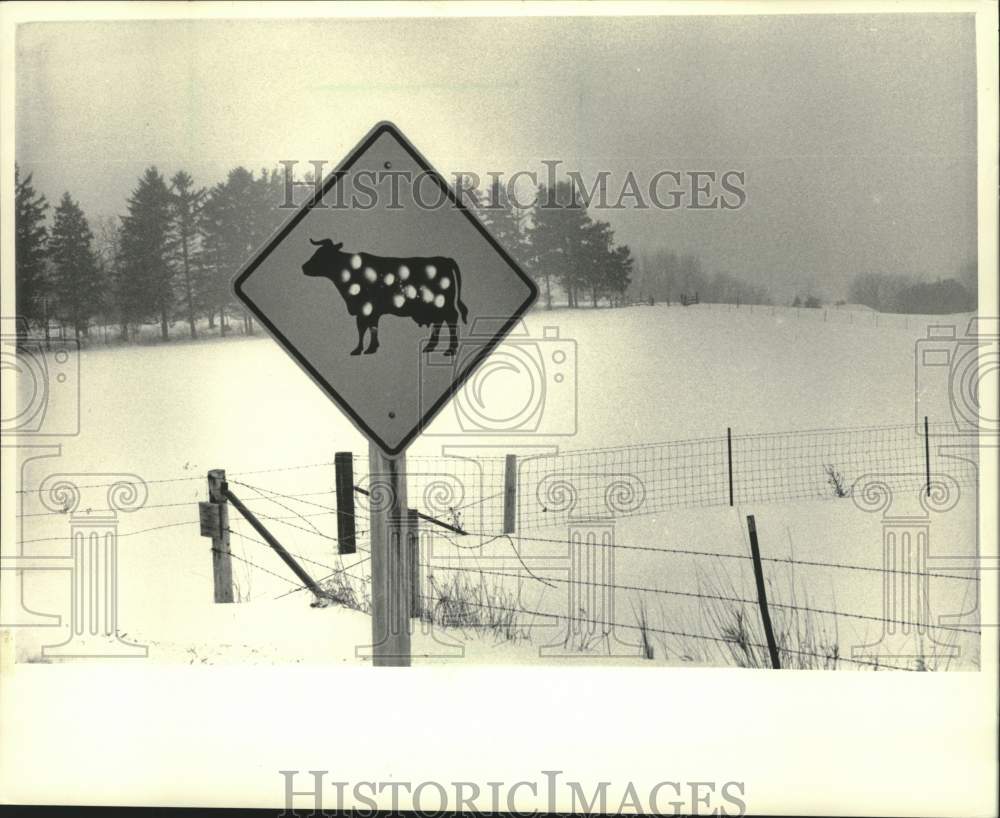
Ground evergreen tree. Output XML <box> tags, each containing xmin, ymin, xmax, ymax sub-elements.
<box><xmin>48</xmin><ymin>192</ymin><xmax>102</xmax><ymax>339</ymax></box>
<box><xmin>14</xmin><ymin>164</ymin><xmax>50</xmax><ymax>329</ymax></box>
<box><xmin>241</xmin><ymin>167</ymin><xmax>290</xmax><ymax>333</ymax></box>
<box><xmin>580</xmin><ymin>219</ymin><xmax>615</xmax><ymax>307</ymax></box>
<box><xmin>199</xmin><ymin>167</ymin><xmax>259</xmax><ymax>335</ymax></box>
<box><xmin>478</xmin><ymin>178</ymin><xmax>529</xmax><ymax>268</ymax></box>
<box><xmin>577</xmin><ymin>219</ymin><xmax>634</xmax><ymax>307</ymax></box>
<box><xmin>527</xmin><ymin>181</ymin><xmax>592</xmax><ymax>308</ymax></box>
<box><xmin>195</xmin><ymin>165</ymin><xmax>288</xmax><ymax>335</ymax></box>
<box><xmin>197</xmin><ymin>179</ymin><xmax>231</xmax><ymax>333</ymax></box>
<box><xmin>93</xmin><ymin>215</ymin><xmax>124</xmax><ymax>342</ymax></box>
<box><xmin>119</xmin><ymin>167</ymin><xmax>176</xmax><ymax>340</ymax></box>
<box><xmin>170</xmin><ymin>170</ymin><xmax>206</xmax><ymax>339</ymax></box>
<box><xmin>607</xmin><ymin>243</ymin><xmax>635</xmax><ymax>305</ymax></box>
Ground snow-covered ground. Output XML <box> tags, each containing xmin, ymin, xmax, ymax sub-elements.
<box><xmin>5</xmin><ymin>303</ymin><xmax>982</xmax><ymax>668</ymax></box>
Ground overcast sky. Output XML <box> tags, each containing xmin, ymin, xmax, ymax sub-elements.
<box><xmin>15</xmin><ymin>13</ymin><xmax>977</xmax><ymax>300</ymax></box>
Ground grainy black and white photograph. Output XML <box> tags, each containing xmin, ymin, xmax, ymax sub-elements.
<box><xmin>1</xmin><ymin>2</ymin><xmax>997</xmax><ymax>815</ymax></box>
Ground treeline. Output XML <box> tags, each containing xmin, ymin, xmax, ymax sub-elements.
<box><xmin>848</xmin><ymin>267</ymin><xmax>977</xmax><ymax>314</ymax></box>
<box><xmin>14</xmin><ymin>167</ymin><xmax>636</xmax><ymax>343</ymax></box>
<box><xmin>16</xmin><ymin>162</ymin><xmax>977</xmax><ymax>343</ymax></box>
<box><xmin>16</xmin><ymin>163</ymin><xmax>285</xmax><ymax>341</ymax></box>
<box><xmin>633</xmin><ymin>247</ymin><xmax>773</xmax><ymax>306</ymax></box>
<box><xmin>471</xmin><ymin>179</ymin><xmax>633</xmax><ymax>309</ymax></box>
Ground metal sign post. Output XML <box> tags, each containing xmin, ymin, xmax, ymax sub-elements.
<box><xmin>367</xmin><ymin>444</ymin><xmax>411</xmax><ymax>666</ymax></box>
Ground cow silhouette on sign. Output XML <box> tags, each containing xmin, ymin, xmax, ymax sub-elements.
<box><xmin>302</xmin><ymin>239</ymin><xmax>470</xmax><ymax>356</ymax></box>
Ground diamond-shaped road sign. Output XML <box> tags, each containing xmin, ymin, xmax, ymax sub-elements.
<box><xmin>233</xmin><ymin>122</ymin><xmax>538</xmax><ymax>456</ymax></box>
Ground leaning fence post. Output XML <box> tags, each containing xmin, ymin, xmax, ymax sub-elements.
<box><xmin>503</xmin><ymin>454</ymin><xmax>518</xmax><ymax>534</ymax></box>
<box><xmin>334</xmin><ymin>451</ymin><xmax>357</xmax><ymax>554</ymax></box>
<box><xmin>726</xmin><ymin>427</ymin><xmax>734</xmax><ymax>507</ymax></box>
<box><xmin>222</xmin><ymin>483</ymin><xmax>328</xmax><ymax>605</ymax></box>
<box><xmin>746</xmin><ymin>514</ymin><xmax>781</xmax><ymax>669</ymax></box>
<box><xmin>408</xmin><ymin>508</ymin><xmax>421</xmax><ymax>619</ymax></box>
<box><xmin>205</xmin><ymin>469</ymin><xmax>234</xmax><ymax>603</ymax></box>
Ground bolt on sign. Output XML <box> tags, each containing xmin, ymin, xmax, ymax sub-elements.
<box><xmin>232</xmin><ymin>121</ymin><xmax>538</xmax><ymax>456</ymax></box>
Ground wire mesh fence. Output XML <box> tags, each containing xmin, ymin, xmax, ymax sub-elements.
<box><xmin>13</xmin><ymin>421</ymin><xmax>977</xmax><ymax>537</ymax></box>
<box><xmin>510</xmin><ymin>421</ymin><xmax>977</xmax><ymax>530</ymax></box>
<box><xmin>215</xmin><ymin>421</ymin><xmax>976</xmax><ymax>536</ymax></box>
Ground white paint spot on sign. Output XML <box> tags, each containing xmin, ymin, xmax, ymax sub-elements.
<box><xmin>399</xmin><ymin>265</ymin><xmax>410</xmax><ymax>280</ymax></box>
<box><xmin>384</xmin><ymin>273</ymin><xmax>395</xmax><ymax>285</ymax></box>
<box><xmin>393</xmin><ymin>294</ymin><xmax>405</xmax><ymax>308</ymax></box>
<box><xmin>350</xmin><ymin>254</ymin><xmax>362</xmax><ymax>270</ymax></box>
<box><xmin>340</xmin><ymin>270</ymin><xmax>351</xmax><ymax>283</ymax></box>
<box><xmin>434</xmin><ymin>294</ymin><xmax>445</xmax><ymax>308</ymax></box>
<box><xmin>348</xmin><ymin>283</ymin><xmax>361</xmax><ymax>296</ymax></box>
<box><xmin>426</xmin><ymin>264</ymin><xmax>437</xmax><ymax>278</ymax></box>
<box><xmin>364</xmin><ymin>267</ymin><xmax>377</xmax><ymax>282</ymax></box>
<box><xmin>440</xmin><ymin>277</ymin><xmax>450</xmax><ymax>289</ymax></box>
<box><xmin>362</xmin><ymin>302</ymin><xmax>373</xmax><ymax>316</ymax></box>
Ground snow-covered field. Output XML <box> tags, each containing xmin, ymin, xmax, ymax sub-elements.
<box><xmin>6</xmin><ymin>303</ymin><xmax>982</xmax><ymax>668</ymax></box>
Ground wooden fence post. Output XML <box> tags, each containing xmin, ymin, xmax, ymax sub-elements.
<box><xmin>334</xmin><ymin>451</ymin><xmax>357</xmax><ymax>554</ymax></box>
<box><xmin>726</xmin><ymin>427</ymin><xmax>734</xmax><ymax>507</ymax></box>
<box><xmin>368</xmin><ymin>442</ymin><xmax>412</xmax><ymax>666</ymax></box>
<box><xmin>746</xmin><ymin>514</ymin><xmax>781</xmax><ymax>669</ymax></box>
<box><xmin>503</xmin><ymin>454</ymin><xmax>518</xmax><ymax>534</ymax></box>
<box><xmin>206</xmin><ymin>469</ymin><xmax>234</xmax><ymax>603</ymax></box>
<box><xmin>408</xmin><ymin>508</ymin><xmax>421</xmax><ymax>619</ymax></box>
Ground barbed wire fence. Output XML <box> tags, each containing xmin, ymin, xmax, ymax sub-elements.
<box><xmin>204</xmin><ymin>514</ymin><xmax>980</xmax><ymax>671</ymax></box>
<box><xmin>9</xmin><ymin>420</ymin><xmax>982</xmax><ymax>668</ymax></box>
